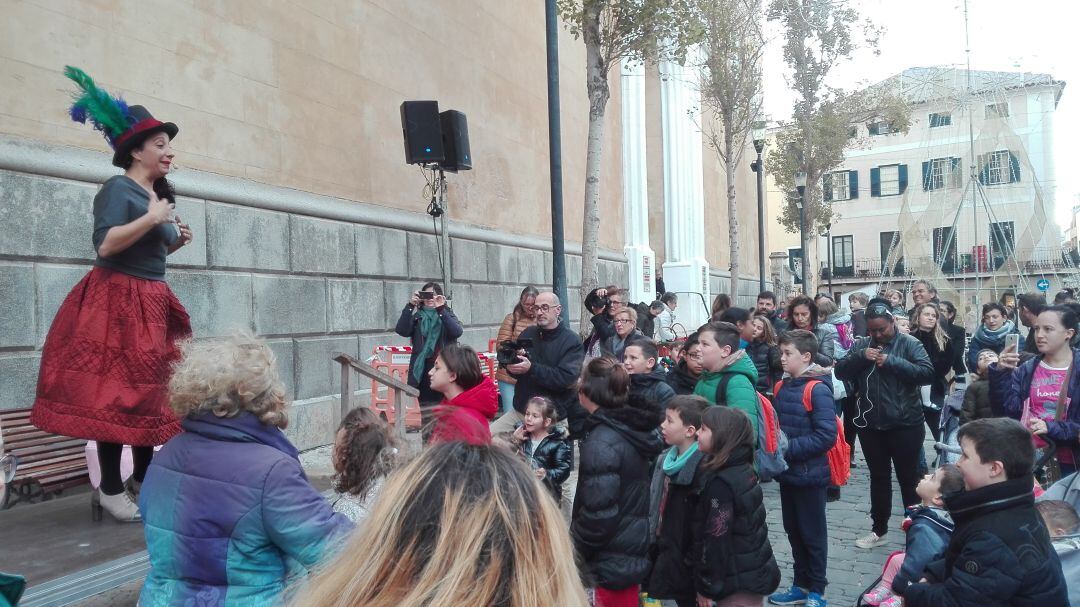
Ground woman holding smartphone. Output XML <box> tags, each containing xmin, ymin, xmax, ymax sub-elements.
<box><xmin>395</xmin><ymin>282</ymin><xmax>463</xmax><ymax>433</ymax></box>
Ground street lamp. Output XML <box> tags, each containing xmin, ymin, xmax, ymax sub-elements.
<box><xmin>794</xmin><ymin>171</ymin><xmax>808</xmax><ymax>291</ymax></box>
<box><xmin>751</xmin><ymin>120</ymin><xmax>767</xmax><ymax>294</ymax></box>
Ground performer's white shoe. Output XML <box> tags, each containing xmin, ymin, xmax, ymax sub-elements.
<box><xmin>93</xmin><ymin>489</ymin><xmax>142</xmax><ymax>523</ymax></box>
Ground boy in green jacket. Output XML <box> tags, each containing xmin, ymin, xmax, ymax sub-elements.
<box><xmin>693</xmin><ymin>321</ymin><xmax>761</xmax><ymax>435</ymax></box>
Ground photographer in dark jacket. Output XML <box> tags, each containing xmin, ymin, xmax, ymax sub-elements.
<box><xmin>836</xmin><ymin>298</ymin><xmax>935</xmax><ymax>549</ymax></box>
<box><xmin>394</xmin><ymin>282</ymin><xmax>463</xmax><ymax>437</ymax></box>
<box><xmin>583</xmin><ymin>287</ymin><xmax>622</xmax><ymax>359</ymax></box>
<box><xmin>490</xmin><ymin>292</ymin><xmax>585</xmax><ymax>437</ymax></box>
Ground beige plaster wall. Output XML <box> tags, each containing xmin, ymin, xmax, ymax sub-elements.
<box><xmin>0</xmin><ymin>0</ymin><xmax>625</xmax><ymax>249</ymax></box>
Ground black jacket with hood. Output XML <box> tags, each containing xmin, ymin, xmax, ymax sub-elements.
<box><xmin>666</xmin><ymin>362</ymin><xmax>700</xmax><ymax>395</ymax></box>
<box><xmin>571</xmin><ymin>403</ymin><xmax>664</xmax><ymax>590</ymax></box>
<box><xmin>630</xmin><ymin>367</ymin><xmax>676</xmax><ymax>409</ymax></box>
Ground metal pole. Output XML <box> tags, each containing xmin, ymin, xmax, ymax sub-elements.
<box><xmin>756</xmin><ymin>150</ymin><xmax>766</xmax><ymax>294</ymax></box>
<box><xmin>799</xmin><ymin>194</ymin><xmax>808</xmax><ymax>291</ymax></box>
<box><xmin>964</xmin><ymin>0</ymin><xmax>980</xmax><ymax>304</ymax></box>
<box><xmin>438</xmin><ymin>169</ymin><xmax>452</xmax><ymax>300</ymax></box>
<box><xmin>826</xmin><ymin>227</ymin><xmax>833</xmax><ymax>298</ymax></box>
<box><xmin>545</xmin><ymin>0</ymin><xmax>569</xmax><ymax>326</ymax></box>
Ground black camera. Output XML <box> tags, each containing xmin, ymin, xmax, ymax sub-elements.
<box><xmin>583</xmin><ymin>291</ymin><xmax>610</xmax><ymax>314</ymax></box>
<box><xmin>497</xmin><ymin>338</ymin><xmax>533</xmax><ymax>366</ymax></box>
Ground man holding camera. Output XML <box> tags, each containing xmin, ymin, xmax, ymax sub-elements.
<box><xmin>489</xmin><ymin>291</ymin><xmax>585</xmax><ymax>436</ymax></box>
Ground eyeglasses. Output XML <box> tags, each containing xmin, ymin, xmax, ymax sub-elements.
<box><xmin>614</xmin><ymin>318</ymin><xmax>635</xmax><ymax>324</ymax></box>
<box><xmin>536</xmin><ymin>304</ymin><xmax>559</xmax><ymax>313</ymax></box>
<box><xmin>684</xmin><ymin>352</ymin><xmax>704</xmax><ymax>360</ymax></box>
<box><xmin>867</xmin><ymin>303</ymin><xmax>891</xmax><ymax>317</ymax></box>
<box><xmin>609</xmin><ymin>300</ymin><xmax>625</xmax><ymax>307</ymax></box>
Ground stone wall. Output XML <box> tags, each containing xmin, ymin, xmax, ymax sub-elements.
<box><xmin>0</xmin><ymin>137</ymin><xmax>628</xmax><ymax>449</ymax></box>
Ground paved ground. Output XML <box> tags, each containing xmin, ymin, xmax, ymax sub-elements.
<box><xmin>763</xmin><ymin>444</ymin><xmax>916</xmax><ymax>607</ymax></box>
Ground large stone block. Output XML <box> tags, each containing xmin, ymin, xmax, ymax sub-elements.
<box><xmin>460</xmin><ymin>326</ymin><xmax>495</xmax><ymax>352</ymax></box>
<box><xmin>34</xmin><ymin>264</ymin><xmax>91</xmax><ymax>346</ymax></box>
<box><xmin>0</xmin><ymin>263</ymin><xmax>35</xmax><ymax>348</ymax></box>
<box><xmin>0</xmin><ymin>353</ymin><xmax>39</xmax><ymax>410</ymax></box>
<box><xmin>382</xmin><ymin>281</ymin><xmax>417</xmax><ymax>332</ymax></box>
<box><xmin>544</xmin><ymin>251</ymin><xmax>554</xmax><ymax>285</ymax></box>
<box><xmin>253</xmin><ymin>275</ymin><xmax>327</xmax><ymax>335</ymax></box>
<box><xmin>285</xmin><ymin>396</ymin><xmax>338</xmax><ymax>450</ymax></box>
<box><xmin>451</xmin><ymin>238</ymin><xmax>488</xmax><ymax>282</ymax></box>
<box><xmin>517</xmin><ymin>248</ymin><xmax>546</xmax><ymax>286</ymax></box>
<box><xmin>486</xmin><ymin>243</ymin><xmax>518</xmax><ymax>283</ymax></box>
<box><xmin>327</xmin><ymin>278</ymin><xmax>385</xmax><ymax>333</ymax></box>
<box><xmin>265</xmin><ymin>338</ymin><xmax>296</xmax><ymax>401</ymax></box>
<box><xmin>205</xmin><ymin>202</ymin><xmax>290</xmax><ymax>271</ymax></box>
<box><xmin>294</xmin><ymin>335</ymin><xmax>358</xmax><ymax>400</ymax></box>
<box><xmin>567</xmin><ymin>255</ymin><xmax>583</xmax><ymax>288</ymax></box>
<box><xmin>448</xmin><ymin>283</ymin><xmax>472</xmax><ymax>326</ymax></box>
<box><xmin>470</xmin><ymin>283</ymin><xmax>505</xmax><ymax>326</ymax></box>
<box><xmin>0</xmin><ymin>170</ymin><xmax>96</xmax><ymax>261</ymax></box>
<box><xmin>355</xmin><ymin>225</ymin><xmax>407</xmax><ymax>278</ymax></box>
<box><xmin>168</xmin><ymin>197</ymin><xmax>207</xmax><ymax>268</ymax></box>
<box><xmin>290</xmin><ymin>216</ymin><xmax>355</xmax><ymax>275</ymax></box>
<box><xmin>405</xmin><ymin>232</ymin><xmax>441</xmax><ymax>281</ymax></box>
<box><xmin>169</xmin><ymin>270</ymin><xmax>254</xmax><ymax>337</ymax></box>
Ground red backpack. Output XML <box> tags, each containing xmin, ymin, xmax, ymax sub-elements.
<box><xmin>773</xmin><ymin>379</ymin><xmax>851</xmax><ymax>487</ymax></box>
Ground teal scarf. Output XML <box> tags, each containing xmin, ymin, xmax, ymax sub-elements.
<box><xmin>411</xmin><ymin>307</ymin><xmax>443</xmax><ymax>383</ymax></box>
<box><xmin>662</xmin><ymin>442</ymin><xmax>699</xmax><ymax>476</ymax></box>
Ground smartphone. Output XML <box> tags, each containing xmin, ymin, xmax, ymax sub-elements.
<box><xmin>1005</xmin><ymin>333</ymin><xmax>1020</xmax><ymax>352</ymax></box>
<box><xmin>419</xmin><ymin>291</ymin><xmax>434</xmax><ymax>301</ymax></box>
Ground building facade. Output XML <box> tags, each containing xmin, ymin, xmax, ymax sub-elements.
<box><xmin>768</xmin><ymin>67</ymin><xmax>1068</xmax><ymax>306</ymax></box>
<box><xmin>0</xmin><ymin>1</ymin><xmax>766</xmax><ymax>447</ymax></box>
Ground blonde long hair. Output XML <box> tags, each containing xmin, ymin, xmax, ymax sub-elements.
<box><xmin>294</xmin><ymin>442</ymin><xmax>587</xmax><ymax>607</ymax></box>
<box><xmin>911</xmin><ymin>303</ymin><xmax>948</xmax><ymax>352</ymax></box>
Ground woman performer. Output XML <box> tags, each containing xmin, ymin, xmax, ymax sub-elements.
<box><xmin>30</xmin><ymin>67</ymin><xmax>193</xmax><ymax>522</ymax></box>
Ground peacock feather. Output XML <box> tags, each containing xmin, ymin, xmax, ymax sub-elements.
<box><xmin>63</xmin><ymin>66</ymin><xmax>131</xmax><ymax>144</ymax></box>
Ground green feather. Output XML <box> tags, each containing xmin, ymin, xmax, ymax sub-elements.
<box><xmin>64</xmin><ymin>66</ymin><xmax>130</xmax><ymax>140</ymax></box>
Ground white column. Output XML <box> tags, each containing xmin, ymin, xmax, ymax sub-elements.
<box><xmin>660</xmin><ymin>51</ymin><xmax>710</xmax><ymax>330</ymax></box>
<box><xmin>620</xmin><ymin>58</ymin><xmax>655</xmax><ymax>305</ymax></box>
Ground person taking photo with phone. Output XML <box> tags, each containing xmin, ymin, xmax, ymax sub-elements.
<box><xmin>395</xmin><ymin>282</ymin><xmax>463</xmax><ymax>435</ymax></box>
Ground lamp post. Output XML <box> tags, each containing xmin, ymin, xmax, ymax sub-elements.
<box><xmin>751</xmin><ymin>120</ymin><xmax>767</xmax><ymax>294</ymax></box>
<box><xmin>794</xmin><ymin>170</ymin><xmax>808</xmax><ymax>292</ymax></box>
<box><xmin>544</xmin><ymin>0</ymin><xmax>568</xmax><ymax>327</ymax></box>
<box><xmin>825</xmin><ymin>223</ymin><xmax>833</xmax><ymax>299</ymax></box>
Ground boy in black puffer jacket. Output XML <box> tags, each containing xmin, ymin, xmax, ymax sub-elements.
<box><xmin>645</xmin><ymin>396</ymin><xmax>709</xmax><ymax>606</ymax></box>
<box><xmin>897</xmin><ymin>418</ymin><xmax>1068</xmax><ymax>606</ymax></box>
<box><xmin>769</xmin><ymin>330</ymin><xmax>836</xmax><ymax>607</ymax></box>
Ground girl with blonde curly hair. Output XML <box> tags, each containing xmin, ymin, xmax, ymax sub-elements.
<box><xmin>296</xmin><ymin>441</ymin><xmax>588</xmax><ymax>607</ymax></box>
<box><xmin>138</xmin><ymin>334</ymin><xmax>353</xmax><ymax>606</ymax></box>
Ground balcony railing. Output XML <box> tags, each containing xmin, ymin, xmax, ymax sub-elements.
<box><xmin>827</xmin><ymin>247</ymin><xmax>1080</xmax><ymax>280</ymax></box>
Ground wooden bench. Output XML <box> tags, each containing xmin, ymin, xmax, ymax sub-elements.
<box><xmin>0</xmin><ymin>408</ymin><xmax>89</xmax><ymax>509</ymax></box>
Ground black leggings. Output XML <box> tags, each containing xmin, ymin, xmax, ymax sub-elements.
<box><xmin>841</xmin><ymin>396</ymin><xmax>860</xmax><ymax>459</ymax></box>
<box><xmin>857</xmin><ymin>423</ymin><xmax>925</xmax><ymax>536</ymax></box>
<box><xmin>97</xmin><ymin>442</ymin><xmax>154</xmax><ymax>496</ymax></box>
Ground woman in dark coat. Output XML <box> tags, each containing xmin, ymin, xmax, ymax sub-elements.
<box><xmin>910</xmin><ymin>303</ymin><xmax>955</xmax><ymax>442</ymax></box>
<box><xmin>667</xmin><ymin>333</ymin><xmax>704</xmax><ymax>395</ymax></box>
<box><xmin>31</xmin><ymin>68</ymin><xmax>193</xmax><ymax>522</ymax></box>
<box><xmin>572</xmin><ymin>357</ymin><xmax>663</xmax><ymax>606</ymax></box>
<box><xmin>394</xmin><ymin>281</ymin><xmax>463</xmax><ymax>408</ymax></box>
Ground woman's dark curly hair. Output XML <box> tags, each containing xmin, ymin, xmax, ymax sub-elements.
<box><xmin>333</xmin><ymin>407</ymin><xmax>397</xmax><ymax>496</ymax></box>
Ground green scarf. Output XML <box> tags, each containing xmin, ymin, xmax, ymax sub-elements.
<box><xmin>662</xmin><ymin>442</ymin><xmax>699</xmax><ymax>476</ymax></box>
<box><xmin>411</xmin><ymin>307</ymin><xmax>443</xmax><ymax>383</ymax></box>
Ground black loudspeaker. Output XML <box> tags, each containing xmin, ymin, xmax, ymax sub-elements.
<box><xmin>400</xmin><ymin>101</ymin><xmax>444</xmax><ymax>165</ymax></box>
<box><xmin>438</xmin><ymin>110</ymin><xmax>471</xmax><ymax>172</ymax></box>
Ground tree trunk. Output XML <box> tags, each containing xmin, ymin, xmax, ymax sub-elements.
<box><xmin>578</xmin><ymin>8</ymin><xmax>609</xmax><ymax>333</ymax></box>
<box><xmin>724</xmin><ymin>128</ymin><xmax>739</xmax><ymax>302</ymax></box>
<box><xmin>801</xmin><ymin>183</ymin><xmax>817</xmax><ymax>296</ymax></box>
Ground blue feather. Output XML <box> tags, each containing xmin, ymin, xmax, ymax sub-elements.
<box><xmin>70</xmin><ymin>105</ymin><xmax>87</xmax><ymax>124</ymax></box>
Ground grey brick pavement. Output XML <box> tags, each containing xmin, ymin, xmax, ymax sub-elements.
<box><xmin>762</xmin><ymin>440</ymin><xmax>927</xmax><ymax>607</ymax></box>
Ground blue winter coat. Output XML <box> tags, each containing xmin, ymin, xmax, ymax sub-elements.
<box><xmin>774</xmin><ymin>367</ymin><xmax>837</xmax><ymax>488</ymax></box>
<box><xmin>139</xmin><ymin>412</ymin><xmax>354</xmax><ymax>607</ymax></box>
<box><xmin>988</xmin><ymin>348</ymin><xmax>1080</xmax><ymax>464</ymax></box>
<box><xmin>892</xmin><ymin>505</ymin><xmax>954</xmax><ymax>593</ymax></box>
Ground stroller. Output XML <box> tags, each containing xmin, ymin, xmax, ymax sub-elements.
<box><xmin>932</xmin><ymin>384</ymin><xmax>966</xmax><ymax>467</ymax></box>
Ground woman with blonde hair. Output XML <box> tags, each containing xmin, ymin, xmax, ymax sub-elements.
<box><xmin>139</xmin><ymin>334</ymin><xmax>353</xmax><ymax>606</ymax></box>
<box><xmin>296</xmin><ymin>441</ymin><xmax>588</xmax><ymax>607</ymax></box>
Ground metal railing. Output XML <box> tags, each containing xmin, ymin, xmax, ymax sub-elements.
<box><xmin>826</xmin><ymin>247</ymin><xmax>1080</xmax><ymax>280</ymax></box>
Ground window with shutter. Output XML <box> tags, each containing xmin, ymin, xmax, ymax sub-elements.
<box><xmin>879</xmin><ymin>165</ymin><xmax>900</xmax><ymax>196</ymax></box>
<box><xmin>832</xmin><ymin>235</ymin><xmax>854</xmax><ymax>277</ymax></box>
<box><xmin>986</xmin><ymin>150</ymin><xmax>1010</xmax><ymax>185</ymax></box>
<box><xmin>929</xmin><ymin>112</ymin><xmax>952</xmax><ymax>127</ymax></box>
<box><xmin>985</xmin><ymin>103</ymin><xmax>1009</xmax><ymax>119</ymax></box>
<box><xmin>827</xmin><ymin>171</ymin><xmax>851</xmax><ymax>201</ymax></box>
<box><xmin>927</xmin><ymin>157</ymin><xmax>962</xmax><ymax>190</ymax></box>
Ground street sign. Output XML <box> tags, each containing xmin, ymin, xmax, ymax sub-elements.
<box><xmin>1037</xmin><ymin>279</ymin><xmax>1050</xmax><ymax>292</ymax></box>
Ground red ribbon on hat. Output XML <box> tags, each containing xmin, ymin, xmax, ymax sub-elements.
<box><xmin>114</xmin><ymin>118</ymin><xmax>166</xmax><ymax>147</ymax></box>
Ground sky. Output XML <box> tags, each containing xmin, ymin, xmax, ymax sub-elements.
<box><xmin>759</xmin><ymin>0</ymin><xmax>1079</xmax><ymax>230</ymax></box>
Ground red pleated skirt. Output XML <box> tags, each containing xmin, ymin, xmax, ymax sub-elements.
<box><xmin>30</xmin><ymin>267</ymin><xmax>191</xmax><ymax>446</ymax></box>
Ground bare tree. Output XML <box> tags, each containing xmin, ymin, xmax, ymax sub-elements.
<box><xmin>694</xmin><ymin>0</ymin><xmax>766</xmax><ymax>300</ymax></box>
<box><xmin>765</xmin><ymin>0</ymin><xmax>910</xmax><ymax>294</ymax></box>
<box><xmin>557</xmin><ymin>0</ymin><xmax>696</xmax><ymax>329</ymax></box>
